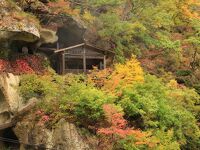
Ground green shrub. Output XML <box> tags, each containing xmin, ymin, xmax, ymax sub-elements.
<box><xmin>60</xmin><ymin>82</ymin><xmax>115</xmax><ymax>125</ymax></box>
<box><xmin>19</xmin><ymin>73</ymin><xmax>200</xmax><ymax>149</ymax></box>
<box><xmin>115</xmin><ymin>135</ymin><xmax>144</xmax><ymax>150</ymax></box>
<box><xmin>19</xmin><ymin>74</ymin><xmax>45</xmax><ymax>101</ymax></box>
<box><xmin>19</xmin><ymin>74</ymin><xmax>63</xmax><ymax>102</ymax></box>
<box><xmin>194</xmin><ymin>84</ymin><xmax>200</xmax><ymax>94</ymax></box>
<box><xmin>176</xmin><ymin>70</ymin><xmax>192</xmax><ymax>76</ymax></box>
<box><xmin>118</xmin><ymin>75</ymin><xmax>200</xmax><ymax>149</ymax></box>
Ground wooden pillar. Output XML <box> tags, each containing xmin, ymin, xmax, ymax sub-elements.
<box><xmin>62</xmin><ymin>52</ymin><xmax>65</xmax><ymax>75</ymax></box>
<box><xmin>83</xmin><ymin>45</ymin><xmax>86</xmax><ymax>73</ymax></box>
<box><xmin>103</xmin><ymin>55</ymin><xmax>106</xmax><ymax>69</ymax></box>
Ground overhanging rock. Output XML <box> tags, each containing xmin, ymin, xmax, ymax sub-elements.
<box><xmin>0</xmin><ymin>0</ymin><xmax>40</xmax><ymax>42</ymax></box>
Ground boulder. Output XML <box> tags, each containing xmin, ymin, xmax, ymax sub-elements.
<box><xmin>0</xmin><ymin>73</ymin><xmax>21</xmax><ymax>128</ymax></box>
<box><xmin>0</xmin><ymin>73</ymin><xmax>37</xmax><ymax>130</ymax></box>
<box><xmin>0</xmin><ymin>0</ymin><xmax>40</xmax><ymax>42</ymax></box>
<box><xmin>14</xmin><ymin>119</ymin><xmax>91</xmax><ymax>150</ymax></box>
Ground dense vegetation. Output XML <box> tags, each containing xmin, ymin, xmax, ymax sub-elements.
<box><xmin>1</xmin><ymin>0</ymin><xmax>200</xmax><ymax>149</ymax></box>
<box><xmin>19</xmin><ymin>57</ymin><xmax>200</xmax><ymax>149</ymax></box>
<box><xmin>41</xmin><ymin>0</ymin><xmax>200</xmax><ymax>91</ymax></box>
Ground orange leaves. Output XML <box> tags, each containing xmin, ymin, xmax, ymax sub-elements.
<box><xmin>88</xmin><ymin>67</ymin><xmax>113</xmax><ymax>88</ymax></box>
<box><xmin>0</xmin><ymin>59</ymin><xmax>9</xmax><ymax>72</ymax></box>
<box><xmin>48</xmin><ymin>0</ymin><xmax>79</xmax><ymax>15</ymax></box>
<box><xmin>180</xmin><ymin>0</ymin><xmax>200</xmax><ymax>19</ymax></box>
<box><xmin>97</xmin><ymin>104</ymin><xmax>148</xmax><ymax>147</ymax></box>
<box><xmin>101</xmin><ymin>104</ymin><xmax>126</xmax><ymax>129</ymax></box>
<box><xmin>97</xmin><ymin>104</ymin><xmax>145</xmax><ymax>139</ymax></box>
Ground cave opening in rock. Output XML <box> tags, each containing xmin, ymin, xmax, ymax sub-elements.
<box><xmin>56</xmin><ymin>25</ymin><xmax>85</xmax><ymax>48</ymax></box>
<box><xmin>40</xmin><ymin>22</ymin><xmax>85</xmax><ymax>49</ymax></box>
<box><xmin>9</xmin><ymin>40</ymin><xmax>34</xmax><ymax>56</ymax></box>
<box><xmin>39</xmin><ymin>23</ymin><xmax>86</xmax><ymax>74</ymax></box>
<box><xmin>38</xmin><ymin>20</ymin><xmax>114</xmax><ymax>74</ymax></box>
<box><xmin>0</xmin><ymin>127</ymin><xmax>20</xmax><ymax>149</ymax></box>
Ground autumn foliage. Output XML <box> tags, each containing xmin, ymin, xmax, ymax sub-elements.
<box><xmin>0</xmin><ymin>59</ymin><xmax>10</xmax><ymax>72</ymax></box>
<box><xmin>180</xmin><ymin>0</ymin><xmax>200</xmax><ymax>19</ymax></box>
<box><xmin>97</xmin><ymin>104</ymin><xmax>151</xmax><ymax>149</ymax></box>
<box><xmin>12</xmin><ymin>59</ymin><xmax>34</xmax><ymax>74</ymax></box>
<box><xmin>6</xmin><ymin>0</ymin><xmax>200</xmax><ymax>149</ymax></box>
<box><xmin>36</xmin><ymin>110</ymin><xmax>50</xmax><ymax>126</ymax></box>
<box><xmin>48</xmin><ymin>0</ymin><xmax>79</xmax><ymax>15</ymax></box>
<box><xmin>98</xmin><ymin>104</ymin><xmax>144</xmax><ymax>138</ymax></box>
<box><xmin>88</xmin><ymin>55</ymin><xmax>144</xmax><ymax>93</ymax></box>
<box><xmin>0</xmin><ymin>55</ymin><xmax>47</xmax><ymax>74</ymax></box>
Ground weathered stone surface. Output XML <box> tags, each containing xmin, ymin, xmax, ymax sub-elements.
<box><xmin>40</xmin><ymin>28</ymin><xmax>58</xmax><ymax>44</ymax></box>
<box><xmin>0</xmin><ymin>0</ymin><xmax>40</xmax><ymax>42</ymax></box>
<box><xmin>0</xmin><ymin>73</ymin><xmax>21</xmax><ymax>111</ymax></box>
<box><xmin>16</xmin><ymin>0</ymin><xmax>50</xmax><ymax>14</ymax></box>
<box><xmin>0</xmin><ymin>73</ymin><xmax>20</xmax><ymax>128</ymax></box>
<box><xmin>0</xmin><ymin>73</ymin><xmax>20</xmax><ymax>112</ymax></box>
<box><xmin>52</xmin><ymin>119</ymin><xmax>90</xmax><ymax>150</ymax></box>
<box><xmin>14</xmin><ymin>119</ymin><xmax>91</xmax><ymax>150</ymax></box>
<box><xmin>0</xmin><ymin>73</ymin><xmax>38</xmax><ymax>130</ymax></box>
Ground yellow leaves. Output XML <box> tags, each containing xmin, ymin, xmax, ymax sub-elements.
<box><xmin>167</xmin><ymin>80</ymin><xmax>184</xmax><ymax>100</ymax></box>
<box><xmin>114</xmin><ymin>55</ymin><xmax>144</xmax><ymax>82</ymax></box>
<box><xmin>104</xmin><ymin>56</ymin><xmax>144</xmax><ymax>92</ymax></box>
<box><xmin>88</xmin><ymin>55</ymin><xmax>144</xmax><ymax>94</ymax></box>
<box><xmin>110</xmin><ymin>55</ymin><xmax>144</xmax><ymax>90</ymax></box>
<box><xmin>167</xmin><ymin>79</ymin><xmax>179</xmax><ymax>88</ymax></box>
<box><xmin>87</xmin><ymin>67</ymin><xmax>113</xmax><ymax>88</ymax></box>
<box><xmin>82</xmin><ymin>11</ymin><xmax>95</xmax><ymax>23</ymax></box>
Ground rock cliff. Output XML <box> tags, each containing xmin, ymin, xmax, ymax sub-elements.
<box><xmin>0</xmin><ymin>73</ymin><xmax>37</xmax><ymax>130</ymax></box>
<box><xmin>0</xmin><ymin>73</ymin><xmax>92</xmax><ymax>150</ymax></box>
<box><xmin>14</xmin><ymin>119</ymin><xmax>91</xmax><ymax>150</ymax></box>
<box><xmin>0</xmin><ymin>0</ymin><xmax>40</xmax><ymax>42</ymax></box>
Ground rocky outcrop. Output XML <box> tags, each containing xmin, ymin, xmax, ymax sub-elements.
<box><xmin>0</xmin><ymin>0</ymin><xmax>60</xmax><ymax>55</ymax></box>
<box><xmin>0</xmin><ymin>73</ymin><xmax>20</xmax><ymax>127</ymax></box>
<box><xmin>0</xmin><ymin>74</ymin><xmax>92</xmax><ymax>150</ymax></box>
<box><xmin>14</xmin><ymin>119</ymin><xmax>91</xmax><ymax>150</ymax></box>
<box><xmin>16</xmin><ymin>0</ymin><xmax>50</xmax><ymax>14</ymax></box>
<box><xmin>0</xmin><ymin>0</ymin><xmax>40</xmax><ymax>42</ymax></box>
<box><xmin>0</xmin><ymin>73</ymin><xmax>37</xmax><ymax>130</ymax></box>
<box><xmin>0</xmin><ymin>73</ymin><xmax>21</xmax><ymax>111</ymax></box>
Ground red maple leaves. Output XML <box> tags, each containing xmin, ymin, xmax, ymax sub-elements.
<box><xmin>0</xmin><ymin>59</ymin><xmax>9</xmax><ymax>72</ymax></box>
<box><xmin>0</xmin><ymin>55</ymin><xmax>47</xmax><ymax>74</ymax></box>
<box><xmin>36</xmin><ymin>110</ymin><xmax>50</xmax><ymax>126</ymax></box>
<box><xmin>97</xmin><ymin>104</ymin><xmax>148</xmax><ymax>149</ymax></box>
<box><xmin>98</xmin><ymin>104</ymin><xmax>145</xmax><ymax>138</ymax></box>
<box><xmin>13</xmin><ymin>59</ymin><xmax>34</xmax><ymax>74</ymax></box>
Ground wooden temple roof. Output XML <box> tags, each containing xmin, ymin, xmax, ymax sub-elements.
<box><xmin>38</xmin><ymin>43</ymin><xmax>115</xmax><ymax>54</ymax></box>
